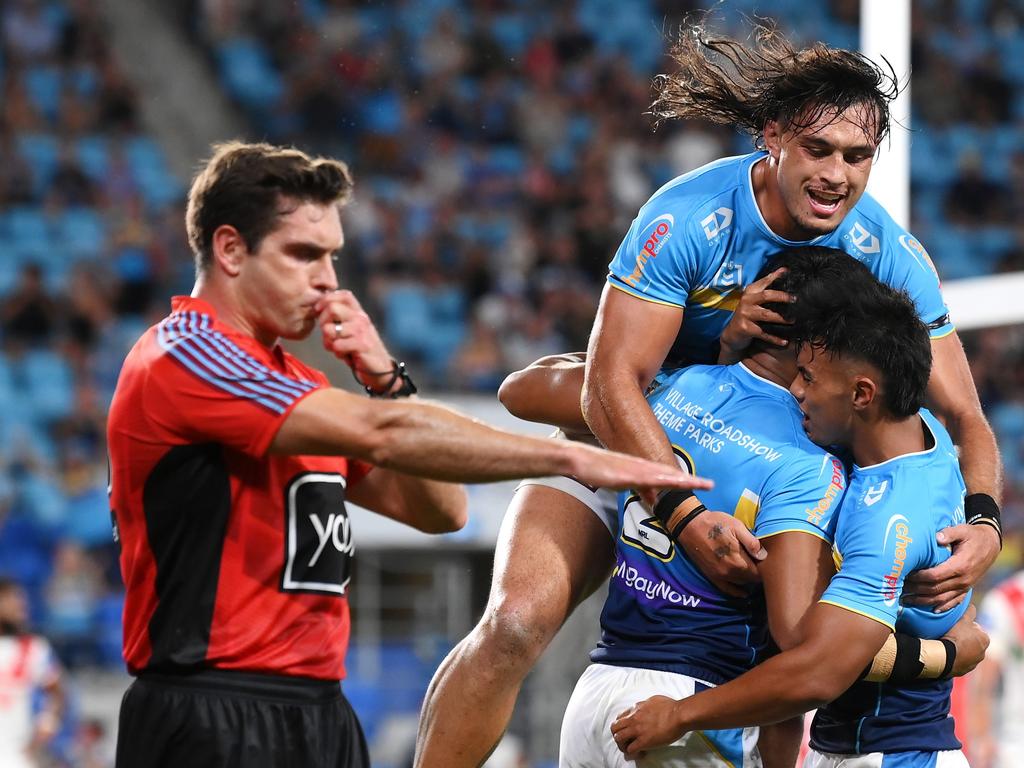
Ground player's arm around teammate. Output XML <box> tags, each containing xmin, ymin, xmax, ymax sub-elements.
<box><xmin>904</xmin><ymin>332</ymin><xmax>1003</xmax><ymax>610</ymax></box>
<box><xmin>610</xmin><ymin>601</ymin><xmax>989</xmax><ymax>759</ymax></box>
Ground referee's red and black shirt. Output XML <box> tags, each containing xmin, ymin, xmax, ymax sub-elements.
<box><xmin>108</xmin><ymin>296</ymin><xmax>371</xmax><ymax>681</ymax></box>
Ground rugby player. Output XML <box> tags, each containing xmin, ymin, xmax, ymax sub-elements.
<box><xmin>611</xmin><ymin>258</ymin><xmax>987</xmax><ymax>768</ymax></box>
<box><xmin>415</xmin><ymin>24</ymin><xmax>1001</xmax><ymax>768</ymax></box>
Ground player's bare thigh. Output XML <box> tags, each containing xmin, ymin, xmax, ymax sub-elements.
<box><xmin>487</xmin><ymin>480</ymin><xmax>616</xmax><ymax>625</ymax></box>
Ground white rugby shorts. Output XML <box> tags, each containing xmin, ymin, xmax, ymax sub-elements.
<box><xmin>559</xmin><ymin>663</ymin><xmax>761</xmax><ymax>768</ymax></box>
<box><xmin>516</xmin><ymin>476</ymin><xmax>620</xmax><ymax>538</ymax></box>
<box><xmin>803</xmin><ymin>748</ymin><xmax>969</xmax><ymax>767</ymax></box>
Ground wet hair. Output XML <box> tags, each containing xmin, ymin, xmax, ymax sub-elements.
<box><xmin>186</xmin><ymin>141</ymin><xmax>354</xmax><ymax>272</ymax></box>
<box><xmin>650</xmin><ymin>20</ymin><xmax>899</xmax><ymax>148</ymax></box>
<box><xmin>757</xmin><ymin>246</ymin><xmax>931</xmax><ymax>418</ymax></box>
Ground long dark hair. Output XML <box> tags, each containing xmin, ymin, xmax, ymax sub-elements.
<box><xmin>650</xmin><ymin>20</ymin><xmax>900</xmax><ymax>148</ymax></box>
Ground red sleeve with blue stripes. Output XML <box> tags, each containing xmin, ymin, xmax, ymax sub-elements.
<box><xmin>146</xmin><ymin>311</ymin><xmax>324</xmax><ymax>457</ymax></box>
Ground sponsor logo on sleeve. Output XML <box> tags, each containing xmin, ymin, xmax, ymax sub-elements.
<box><xmin>863</xmin><ymin>480</ymin><xmax>888</xmax><ymax>507</ymax></box>
<box><xmin>898</xmin><ymin>234</ymin><xmax>940</xmax><ymax>279</ymax></box>
<box><xmin>623</xmin><ymin>213</ymin><xmax>675</xmax><ymax>287</ymax></box>
<box><xmin>846</xmin><ymin>222</ymin><xmax>880</xmax><ymax>255</ymax></box>
<box><xmin>806</xmin><ymin>458</ymin><xmax>845</xmax><ymax>524</ymax></box>
<box><xmin>700</xmin><ymin>207</ymin><xmax>733</xmax><ymax>241</ymax></box>
<box><xmin>882</xmin><ymin>513</ymin><xmax>913</xmax><ymax>606</ymax></box>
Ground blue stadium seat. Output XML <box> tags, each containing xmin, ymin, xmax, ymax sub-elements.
<box><xmin>361</xmin><ymin>90</ymin><xmax>403</xmax><ymax>136</ymax></box>
<box><xmin>490</xmin><ymin>13</ymin><xmax>530</xmax><ymax>55</ymax></box>
<box><xmin>95</xmin><ymin>593</ymin><xmax>126</xmax><ymax>667</ymax></box>
<box><xmin>217</xmin><ymin>38</ymin><xmax>284</xmax><ymax>110</ymax></box>
<box><xmin>56</xmin><ymin>207</ymin><xmax>108</xmax><ymax>260</ymax></box>
<box><xmin>23</xmin><ymin>66</ymin><xmax>62</xmax><ymax>121</ymax></box>
<box><xmin>383</xmin><ymin>283</ymin><xmax>433</xmax><ymax>353</ymax></box>
<box><xmin>21</xmin><ymin>349</ymin><xmax>74</xmax><ymax>423</ymax></box>
<box><xmin>5</xmin><ymin>205</ymin><xmax>54</xmax><ymax>260</ymax></box>
<box><xmin>75</xmin><ymin>135</ymin><xmax>110</xmax><ymax>180</ymax></box>
<box><xmin>15</xmin><ymin>133</ymin><xmax>60</xmax><ymax>193</ymax></box>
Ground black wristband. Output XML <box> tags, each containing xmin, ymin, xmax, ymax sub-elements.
<box><xmin>354</xmin><ymin>359</ymin><xmax>418</xmax><ymax>398</ymax></box>
<box><xmin>652</xmin><ymin>489</ymin><xmax>695</xmax><ymax>528</ymax></box>
<box><xmin>965</xmin><ymin>493</ymin><xmax>1002</xmax><ymax>548</ymax></box>
<box><xmin>890</xmin><ymin>634</ymin><xmax>924</xmax><ymax>683</ymax></box>
<box><xmin>939</xmin><ymin>638</ymin><xmax>957</xmax><ymax>680</ymax></box>
<box><xmin>670</xmin><ymin>504</ymin><xmax>707</xmax><ymax>541</ymax></box>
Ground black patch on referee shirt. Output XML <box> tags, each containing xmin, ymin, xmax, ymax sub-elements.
<box><xmin>281</xmin><ymin>472</ymin><xmax>354</xmax><ymax>596</ymax></box>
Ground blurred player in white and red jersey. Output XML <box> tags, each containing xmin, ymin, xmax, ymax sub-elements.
<box><xmin>0</xmin><ymin>577</ymin><xmax>65</xmax><ymax>768</ymax></box>
<box><xmin>969</xmin><ymin>564</ymin><xmax>1024</xmax><ymax>768</ymax></box>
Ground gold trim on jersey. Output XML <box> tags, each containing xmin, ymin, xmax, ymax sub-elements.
<box><xmin>689</xmin><ymin>286</ymin><xmax>743</xmax><ymax>311</ymax></box>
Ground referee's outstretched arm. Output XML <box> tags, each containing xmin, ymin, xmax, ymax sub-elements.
<box><xmin>270</xmin><ymin>386</ymin><xmax>711</xmax><ymax>496</ymax></box>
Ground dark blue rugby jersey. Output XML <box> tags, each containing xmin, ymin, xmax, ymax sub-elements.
<box><xmin>592</xmin><ymin>363</ymin><xmax>846</xmax><ymax>684</ymax></box>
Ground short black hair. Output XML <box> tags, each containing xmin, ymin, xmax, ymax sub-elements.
<box><xmin>762</xmin><ymin>247</ymin><xmax>932</xmax><ymax>418</ymax></box>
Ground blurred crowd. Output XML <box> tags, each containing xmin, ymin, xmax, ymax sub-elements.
<box><xmin>1</xmin><ymin>0</ymin><xmax>1023</xmax><ymax>764</ymax></box>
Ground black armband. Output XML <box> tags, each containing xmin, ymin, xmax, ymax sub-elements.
<box><xmin>939</xmin><ymin>638</ymin><xmax>957</xmax><ymax>680</ymax></box>
<box><xmin>890</xmin><ymin>634</ymin><xmax>924</xmax><ymax>683</ymax></box>
<box><xmin>652</xmin><ymin>489</ymin><xmax>695</xmax><ymax>528</ymax></box>
<box><xmin>353</xmin><ymin>359</ymin><xmax>418</xmax><ymax>398</ymax></box>
<box><xmin>965</xmin><ymin>493</ymin><xmax>1002</xmax><ymax>548</ymax></box>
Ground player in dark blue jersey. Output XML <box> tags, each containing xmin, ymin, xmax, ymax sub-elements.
<box><xmin>611</xmin><ymin>253</ymin><xmax>988</xmax><ymax>768</ymax></box>
<box><xmin>415</xmin><ymin>24</ymin><xmax>1001</xmax><ymax>768</ymax></box>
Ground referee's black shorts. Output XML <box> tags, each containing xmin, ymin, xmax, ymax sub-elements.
<box><xmin>116</xmin><ymin>668</ymin><xmax>370</xmax><ymax>768</ymax></box>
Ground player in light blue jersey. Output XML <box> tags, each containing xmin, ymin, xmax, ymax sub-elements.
<box><xmin>612</xmin><ymin>253</ymin><xmax>989</xmax><ymax>768</ymax></box>
<box><xmin>415</xmin><ymin>25</ymin><xmax>1000</xmax><ymax>768</ymax></box>
<box><xmin>563</xmin><ymin>248</ymin><xmax>985</xmax><ymax>768</ymax></box>
<box><xmin>584</xmin><ymin>24</ymin><xmax>1000</xmax><ymax>602</ymax></box>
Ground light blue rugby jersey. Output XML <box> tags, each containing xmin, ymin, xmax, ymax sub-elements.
<box><xmin>607</xmin><ymin>152</ymin><xmax>953</xmax><ymax>368</ymax></box>
<box><xmin>592</xmin><ymin>362</ymin><xmax>847</xmax><ymax>685</ymax></box>
<box><xmin>811</xmin><ymin>409</ymin><xmax>969</xmax><ymax>756</ymax></box>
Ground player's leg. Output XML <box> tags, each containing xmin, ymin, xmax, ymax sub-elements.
<box><xmin>414</xmin><ymin>481</ymin><xmax>616</xmax><ymax>768</ymax></box>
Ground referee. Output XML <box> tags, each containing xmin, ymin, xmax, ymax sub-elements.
<box><xmin>107</xmin><ymin>141</ymin><xmax>706</xmax><ymax>768</ymax></box>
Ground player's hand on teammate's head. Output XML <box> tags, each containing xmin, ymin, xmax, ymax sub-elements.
<box><xmin>316</xmin><ymin>290</ymin><xmax>395</xmax><ymax>386</ymax></box>
<box><xmin>674</xmin><ymin>511</ymin><xmax>766</xmax><ymax>597</ymax></box>
<box><xmin>565</xmin><ymin>442</ymin><xmax>713</xmax><ymax>493</ymax></box>
<box><xmin>610</xmin><ymin>695</ymin><xmax>687</xmax><ymax>758</ymax></box>
<box><xmin>718</xmin><ymin>267</ymin><xmax>795</xmax><ymax>364</ymax></box>
<box><xmin>903</xmin><ymin>523</ymin><xmax>1000</xmax><ymax>612</ymax></box>
<box><xmin>943</xmin><ymin>604</ymin><xmax>990</xmax><ymax>678</ymax></box>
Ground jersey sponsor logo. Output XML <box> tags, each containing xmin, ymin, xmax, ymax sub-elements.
<box><xmin>882</xmin><ymin>513</ymin><xmax>913</xmax><ymax>605</ymax></box>
<box><xmin>846</xmin><ymin>222</ymin><xmax>880</xmax><ymax>255</ymax></box>
<box><xmin>863</xmin><ymin>480</ymin><xmax>888</xmax><ymax>506</ymax></box>
<box><xmin>898</xmin><ymin>234</ymin><xmax>939</xmax><ymax>279</ymax></box>
<box><xmin>621</xmin><ymin>496</ymin><xmax>674</xmax><ymax>561</ymax></box>
<box><xmin>282</xmin><ymin>472</ymin><xmax>354</xmax><ymax>595</ymax></box>
<box><xmin>806</xmin><ymin>458</ymin><xmax>845</xmax><ymax>525</ymax></box>
<box><xmin>700</xmin><ymin>207</ymin><xmax>733</xmax><ymax>240</ymax></box>
<box><xmin>624</xmin><ymin>213</ymin><xmax>675</xmax><ymax>287</ymax></box>
<box><xmin>651</xmin><ymin>391</ymin><xmax>783</xmax><ymax>462</ymax></box>
<box><xmin>612</xmin><ymin>558</ymin><xmax>702</xmax><ymax>607</ymax></box>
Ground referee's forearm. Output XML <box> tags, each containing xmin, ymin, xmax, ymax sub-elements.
<box><xmin>274</xmin><ymin>388</ymin><xmax>579</xmax><ymax>482</ymax></box>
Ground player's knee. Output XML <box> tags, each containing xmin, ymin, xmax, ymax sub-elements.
<box><xmin>475</xmin><ymin>595</ymin><xmax>564</xmax><ymax>667</ymax></box>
